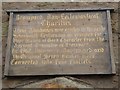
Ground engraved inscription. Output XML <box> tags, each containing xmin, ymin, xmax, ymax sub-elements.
<box><xmin>10</xmin><ymin>12</ymin><xmax>110</xmax><ymax>74</ymax></box>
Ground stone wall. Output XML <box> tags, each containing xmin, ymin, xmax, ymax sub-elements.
<box><xmin>2</xmin><ymin>2</ymin><xmax>119</xmax><ymax>89</ymax></box>
<box><xmin>2</xmin><ymin>0</ymin><xmax>120</xmax><ymax>2</ymax></box>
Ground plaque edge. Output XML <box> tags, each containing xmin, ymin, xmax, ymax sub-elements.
<box><xmin>5</xmin><ymin>8</ymin><xmax>114</xmax><ymax>14</ymax></box>
<box><xmin>106</xmin><ymin>10</ymin><xmax>116</xmax><ymax>74</ymax></box>
<box><xmin>4</xmin><ymin>12</ymin><xmax>14</xmax><ymax>76</ymax></box>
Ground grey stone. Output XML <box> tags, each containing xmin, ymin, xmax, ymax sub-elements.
<box><xmin>2</xmin><ymin>0</ymin><xmax>120</xmax><ymax>2</ymax></box>
<box><xmin>18</xmin><ymin>77</ymin><xmax>93</xmax><ymax>88</ymax></box>
<box><xmin>2</xmin><ymin>2</ymin><xmax>119</xmax><ymax>88</ymax></box>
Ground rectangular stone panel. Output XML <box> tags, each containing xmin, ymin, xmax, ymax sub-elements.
<box><xmin>4</xmin><ymin>9</ymin><xmax>116</xmax><ymax>76</ymax></box>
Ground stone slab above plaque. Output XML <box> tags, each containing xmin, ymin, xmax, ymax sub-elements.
<box><xmin>4</xmin><ymin>8</ymin><xmax>116</xmax><ymax>76</ymax></box>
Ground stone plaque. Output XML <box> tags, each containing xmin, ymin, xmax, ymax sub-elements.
<box><xmin>4</xmin><ymin>9</ymin><xmax>116</xmax><ymax>76</ymax></box>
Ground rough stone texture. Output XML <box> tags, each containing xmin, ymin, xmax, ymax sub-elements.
<box><xmin>18</xmin><ymin>77</ymin><xmax>92</xmax><ymax>88</ymax></box>
<box><xmin>2</xmin><ymin>2</ymin><xmax>119</xmax><ymax>89</ymax></box>
<box><xmin>0</xmin><ymin>1</ymin><xmax>2</xmax><ymax>90</ymax></box>
<box><xmin>118</xmin><ymin>2</ymin><xmax>120</xmax><ymax>88</ymax></box>
<box><xmin>2</xmin><ymin>0</ymin><xmax>120</xmax><ymax>2</ymax></box>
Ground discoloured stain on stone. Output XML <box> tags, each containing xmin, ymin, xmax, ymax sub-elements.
<box><xmin>18</xmin><ymin>77</ymin><xmax>92</xmax><ymax>88</ymax></box>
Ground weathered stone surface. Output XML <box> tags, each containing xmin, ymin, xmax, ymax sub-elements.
<box><xmin>5</xmin><ymin>10</ymin><xmax>115</xmax><ymax>76</ymax></box>
<box><xmin>2</xmin><ymin>0</ymin><xmax>120</xmax><ymax>2</ymax></box>
<box><xmin>118</xmin><ymin>36</ymin><xmax>120</xmax><ymax>88</ymax></box>
<box><xmin>2</xmin><ymin>22</ymin><xmax>8</xmax><ymax>36</ymax></box>
<box><xmin>18</xmin><ymin>77</ymin><xmax>92</xmax><ymax>88</ymax></box>
<box><xmin>2</xmin><ymin>2</ymin><xmax>119</xmax><ymax>88</ymax></box>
